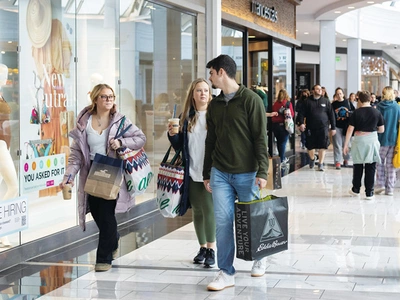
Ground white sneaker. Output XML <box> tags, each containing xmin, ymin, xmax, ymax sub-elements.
<box><xmin>375</xmin><ymin>187</ymin><xmax>385</xmax><ymax>195</ymax></box>
<box><xmin>207</xmin><ymin>270</ymin><xmax>235</xmax><ymax>291</ymax></box>
<box><xmin>251</xmin><ymin>258</ymin><xmax>267</xmax><ymax>277</ymax></box>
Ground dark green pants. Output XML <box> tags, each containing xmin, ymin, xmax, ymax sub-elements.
<box><xmin>188</xmin><ymin>177</ymin><xmax>216</xmax><ymax>245</ymax></box>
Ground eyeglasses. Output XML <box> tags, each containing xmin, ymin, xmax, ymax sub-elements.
<box><xmin>99</xmin><ymin>95</ymin><xmax>115</xmax><ymax>100</ymax></box>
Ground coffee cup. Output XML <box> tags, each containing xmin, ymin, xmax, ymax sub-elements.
<box><xmin>62</xmin><ymin>183</ymin><xmax>72</xmax><ymax>200</ymax></box>
<box><xmin>168</xmin><ymin>118</ymin><xmax>180</xmax><ymax>134</ymax></box>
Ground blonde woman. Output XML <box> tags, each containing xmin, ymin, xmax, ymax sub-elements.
<box><xmin>375</xmin><ymin>86</ymin><xmax>400</xmax><ymax>196</ymax></box>
<box><xmin>167</xmin><ymin>78</ymin><xmax>216</xmax><ymax>267</ymax></box>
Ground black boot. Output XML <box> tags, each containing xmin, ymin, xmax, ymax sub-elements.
<box><xmin>193</xmin><ymin>247</ymin><xmax>207</xmax><ymax>264</ymax></box>
<box><xmin>204</xmin><ymin>248</ymin><xmax>215</xmax><ymax>268</ymax></box>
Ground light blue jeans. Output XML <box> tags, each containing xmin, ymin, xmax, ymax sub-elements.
<box><xmin>210</xmin><ymin>167</ymin><xmax>259</xmax><ymax>275</ymax></box>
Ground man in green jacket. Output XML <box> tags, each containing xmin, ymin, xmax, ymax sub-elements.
<box><xmin>202</xmin><ymin>54</ymin><xmax>269</xmax><ymax>291</ymax></box>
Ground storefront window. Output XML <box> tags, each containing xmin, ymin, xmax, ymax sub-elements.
<box><xmin>0</xmin><ymin>0</ymin><xmax>197</xmax><ymax>250</ymax></box>
<box><xmin>118</xmin><ymin>3</ymin><xmax>196</xmax><ymax>204</ymax></box>
<box><xmin>0</xmin><ymin>1</ymin><xmax>20</xmax><ymax>249</ymax></box>
<box><xmin>272</xmin><ymin>41</ymin><xmax>293</xmax><ymax>99</ymax></box>
<box><xmin>221</xmin><ymin>25</ymin><xmax>243</xmax><ymax>84</ymax></box>
<box><xmin>272</xmin><ymin>41</ymin><xmax>293</xmax><ymax>155</ymax></box>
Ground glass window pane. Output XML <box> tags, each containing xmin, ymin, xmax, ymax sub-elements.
<box><xmin>119</xmin><ymin>2</ymin><xmax>196</xmax><ymax>204</ymax></box>
<box><xmin>221</xmin><ymin>25</ymin><xmax>243</xmax><ymax>84</ymax></box>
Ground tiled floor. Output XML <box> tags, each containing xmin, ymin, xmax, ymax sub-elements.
<box><xmin>2</xmin><ymin>148</ymin><xmax>400</xmax><ymax>299</ymax></box>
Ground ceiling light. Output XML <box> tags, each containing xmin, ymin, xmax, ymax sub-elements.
<box><xmin>367</xmin><ymin>1</ymin><xmax>374</xmax><ymax>3</ymax></box>
<box><xmin>348</xmin><ymin>7</ymin><xmax>355</xmax><ymax>9</ymax></box>
<box><xmin>304</xmin><ymin>32</ymin><xmax>309</xmax><ymax>35</ymax></box>
<box><xmin>334</xmin><ymin>11</ymin><xmax>341</xmax><ymax>13</ymax></box>
<box><xmin>373</xmin><ymin>41</ymin><xmax>378</xmax><ymax>44</ymax></box>
<box><xmin>342</xmin><ymin>39</ymin><xmax>347</xmax><ymax>42</ymax></box>
<box><xmin>248</xmin><ymin>35</ymin><xmax>256</xmax><ymax>38</ymax></box>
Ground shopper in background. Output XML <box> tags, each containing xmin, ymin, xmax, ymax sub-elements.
<box><xmin>167</xmin><ymin>78</ymin><xmax>216</xmax><ymax>268</ymax></box>
<box><xmin>295</xmin><ymin>89</ymin><xmax>310</xmax><ymax>149</ymax></box>
<box><xmin>331</xmin><ymin>87</ymin><xmax>353</xmax><ymax>169</ymax></box>
<box><xmin>349</xmin><ymin>92</ymin><xmax>357</xmax><ymax>110</ymax></box>
<box><xmin>296</xmin><ymin>84</ymin><xmax>336</xmax><ymax>171</ymax></box>
<box><xmin>59</xmin><ymin>83</ymin><xmax>146</xmax><ymax>272</ymax></box>
<box><xmin>344</xmin><ymin>91</ymin><xmax>384</xmax><ymax>200</ymax></box>
<box><xmin>271</xmin><ymin>89</ymin><xmax>294</xmax><ymax>162</ymax></box>
<box><xmin>321</xmin><ymin>86</ymin><xmax>329</xmax><ymax>99</ymax></box>
<box><xmin>203</xmin><ymin>54</ymin><xmax>269</xmax><ymax>291</ymax></box>
<box><xmin>375</xmin><ymin>86</ymin><xmax>400</xmax><ymax>196</ymax></box>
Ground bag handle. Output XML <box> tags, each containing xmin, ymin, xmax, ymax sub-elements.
<box><xmin>114</xmin><ymin>116</ymin><xmax>126</xmax><ymax>139</ymax></box>
<box><xmin>115</xmin><ymin>124</ymin><xmax>132</xmax><ymax>139</ymax></box>
<box><xmin>162</xmin><ymin>145</ymin><xmax>182</xmax><ymax>165</ymax></box>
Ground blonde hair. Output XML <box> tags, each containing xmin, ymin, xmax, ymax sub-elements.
<box><xmin>180</xmin><ymin>78</ymin><xmax>212</xmax><ymax>132</ymax></box>
<box><xmin>382</xmin><ymin>86</ymin><xmax>395</xmax><ymax>101</ymax></box>
<box><xmin>277</xmin><ymin>89</ymin><xmax>289</xmax><ymax>103</ymax></box>
<box><xmin>88</xmin><ymin>83</ymin><xmax>117</xmax><ymax>114</ymax></box>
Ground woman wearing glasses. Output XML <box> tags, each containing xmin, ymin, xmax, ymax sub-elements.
<box><xmin>59</xmin><ymin>83</ymin><xmax>146</xmax><ymax>272</ymax></box>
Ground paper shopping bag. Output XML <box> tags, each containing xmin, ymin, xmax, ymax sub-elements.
<box><xmin>84</xmin><ymin>153</ymin><xmax>124</xmax><ymax>200</ymax></box>
<box><xmin>267</xmin><ymin>156</ymin><xmax>282</xmax><ymax>190</ymax></box>
<box><xmin>156</xmin><ymin>146</ymin><xmax>184</xmax><ymax>218</ymax></box>
<box><xmin>235</xmin><ymin>194</ymin><xmax>288</xmax><ymax>261</ymax></box>
<box><xmin>117</xmin><ymin>147</ymin><xmax>154</xmax><ymax>196</ymax></box>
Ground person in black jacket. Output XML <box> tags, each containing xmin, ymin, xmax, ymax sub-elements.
<box><xmin>331</xmin><ymin>87</ymin><xmax>354</xmax><ymax>169</ymax></box>
<box><xmin>167</xmin><ymin>78</ymin><xmax>216</xmax><ymax>268</ymax></box>
<box><xmin>296</xmin><ymin>84</ymin><xmax>336</xmax><ymax>171</ymax></box>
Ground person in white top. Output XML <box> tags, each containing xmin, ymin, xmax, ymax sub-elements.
<box><xmin>167</xmin><ymin>78</ymin><xmax>216</xmax><ymax>268</ymax></box>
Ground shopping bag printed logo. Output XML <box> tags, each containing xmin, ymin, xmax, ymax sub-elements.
<box><xmin>257</xmin><ymin>208</ymin><xmax>287</xmax><ymax>253</ymax></box>
<box><xmin>93</xmin><ymin>169</ymin><xmax>112</xmax><ymax>178</ymax></box>
<box><xmin>156</xmin><ymin>191</ymin><xmax>180</xmax><ymax>215</ymax></box>
<box><xmin>126</xmin><ymin>172</ymin><xmax>153</xmax><ymax>194</ymax></box>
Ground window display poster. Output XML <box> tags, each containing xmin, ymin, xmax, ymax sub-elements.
<box><xmin>0</xmin><ymin>197</ymin><xmax>28</xmax><ymax>238</ymax></box>
<box><xmin>22</xmin><ymin>153</ymin><xmax>66</xmax><ymax>194</ymax></box>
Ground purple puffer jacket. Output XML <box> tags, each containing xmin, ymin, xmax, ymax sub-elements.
<box><xmin>64</xmin><ymin>106</ymin><xmax>146</xmax><ymax>230</ymax></box>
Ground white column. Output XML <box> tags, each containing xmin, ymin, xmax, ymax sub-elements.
<box><xmin>319</xmin><ymin>20</ymin><xmax>336</xmax><ymax>98</ymax></box>
<box><xmin>205</xmin><ymin>0</ymin><xmax>221</xmax><ymax>68</ymax></box>
<box><xmin>347</xmin><ymin>39</ymin><xmax>361</xmax><ymax>95</ymax></box>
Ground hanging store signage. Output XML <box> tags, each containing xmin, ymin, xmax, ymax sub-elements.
<box><xmin>0</xmin><ymin>197</ymin><xmax>28</xmax><ymax>237</ymax></box>
<box><xmin>251</xmin><ymin>1</ymin><xmax>278</xmax><ymax>23</ymax></box>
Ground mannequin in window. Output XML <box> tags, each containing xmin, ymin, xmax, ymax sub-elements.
<box><xmin>0</xmin><ymin>64</ymin><xmax>11</xmax><ymax>148</ymax></box>
<box><xmin>0</xmin><ymin>65</ymin><xmax>17</xmax><ymax>247</ymax></box>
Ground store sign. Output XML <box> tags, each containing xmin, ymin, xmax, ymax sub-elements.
<box><xmin>22</xmin><ymin>154</ymin><xmax>66</xmax><ymax>194</ymax></box>
<box><xmin>251</xmin><ymin>1</ymin><xmax>278</xmax><ymax>23</ymax></box>
<box><xmin>0</xmin><ymin>197</ymin><xmax>28</xmax><ymax>237</ymax></box>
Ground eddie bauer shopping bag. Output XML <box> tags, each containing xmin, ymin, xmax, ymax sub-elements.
<box><xmin>156</xmin><ymin>145</ymin><xmax>184</xmax><ymax>218</ymax></box>
<box><xmin>266</xmin><ymin>156</ymin><xmax>282</xmax><ymax>190</ymax></box>
<box><xmin>235</xmin><ymin>194</ymin><xmax>288</xmax><ymax>261</ymax></box>
<box><xmin>84</xmin><ymin>153</ymin><xmax>124</xmax><ymax>200</ymax></box>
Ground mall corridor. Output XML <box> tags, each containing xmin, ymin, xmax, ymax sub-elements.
<box><xmin>1</xmin><ymin>150</ymin><xmax>400</xmax><ymax>300</ymax></box>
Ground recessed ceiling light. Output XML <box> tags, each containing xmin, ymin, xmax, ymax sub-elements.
<box><xmin>304</xmin><ymin>32</ymin><xmax>309</xmax><ymax>35</ymax></box>
<box><xmin>7</xmin><ymin>41</ymin><xmax>12</xmax><ymax>44</ymax></box>
<box><xmin>343</xmin><ymin>39</ymin><xmax>347</xmax><ymax>42</ymax></box>
<box><xmin>367</xmin><ymin>1</ymin><xmax>374</xmax><ymax>3</ymax></box>
<box><xmin>334</xmin><ymin>11</ymin><xmax>341</xmax><ymax>13</ymax></box>
<box><xmin>373</xmin><ymin>41</ymin><xmax>377</xmax><ymax>44</ymax></box>
<box><xmin>296</xmin><ymin>29</ymin><xmax>298</xmax><ymax>32</ymax></box>
<box><xmin>248</xmin><ymin>35</ymin><xmax>256</xmax><ymax>38</ymax></box>
<box><xmin>348</xmin><ymin>6</ymin><xmax>355</xmax><ymax>9</ymax></box>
